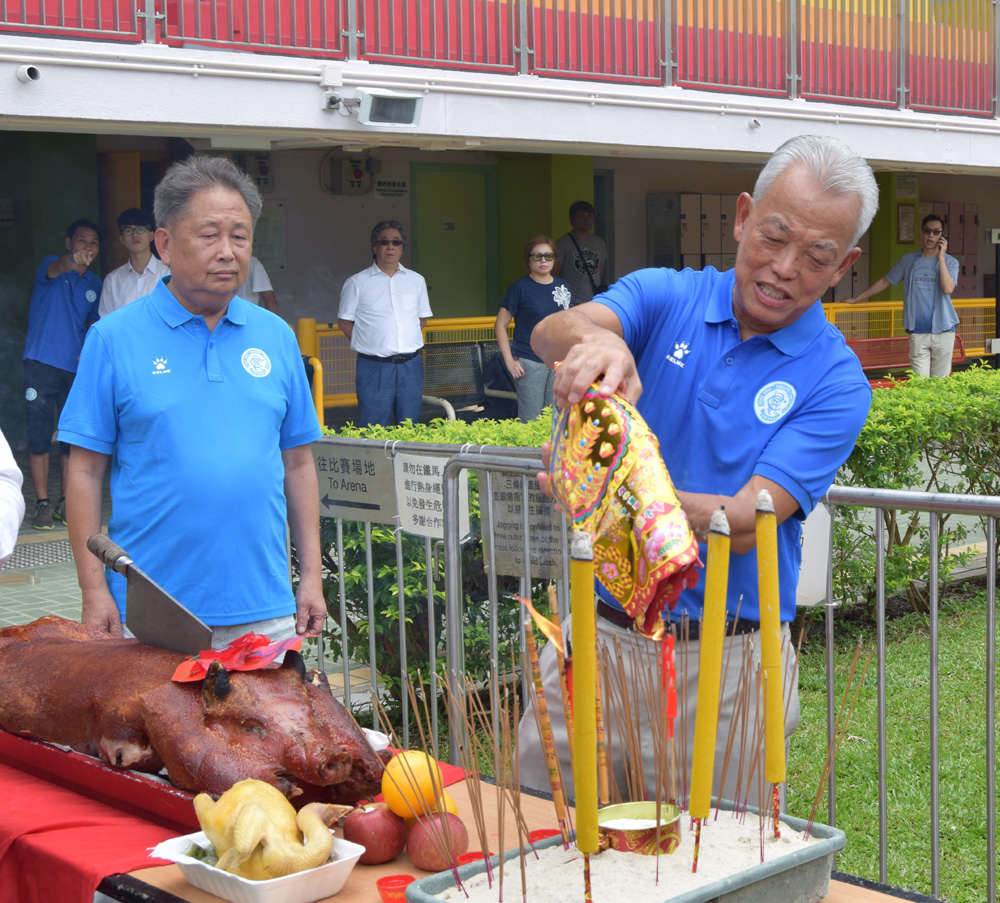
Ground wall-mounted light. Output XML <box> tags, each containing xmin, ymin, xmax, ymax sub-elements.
<box><xmin>323</xmin><ymin>88</ymin><xmax>424</xmax><ymax>128</ymax></box>
<box><xmin>15</xmin><ymin>65</ymin><xmax>40</xmax><ymax>83</ymax></box>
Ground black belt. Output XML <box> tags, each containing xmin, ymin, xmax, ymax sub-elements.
<box><xmin>358</xmin><ymin>350</ymin><xmax>421</xmax><ymax>364</ymax></box>
<box><xmin>596</xmin><ymin>598</ymin><xmax>760</xmax><ymax>640</ymax></box>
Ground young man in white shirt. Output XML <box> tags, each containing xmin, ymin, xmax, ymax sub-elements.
<box><xmin>98</xmin><ymin>208</ymin><xmax>169</xmax><ymax>318</ymax></box>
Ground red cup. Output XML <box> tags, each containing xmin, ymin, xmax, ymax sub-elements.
<box><xmin>457</xmin><ymin>851</ymin><xmax>494</xmax><ymax>866</ymax></box>
<box><xmin>528</xmin><ymin>828</ymin><xmax>562</xmax><ymax>843</ymax></box>
<box><xmin>376</xmin><ymin>874</ymin><xmax>416</xmax><ymax>903</ymax></box>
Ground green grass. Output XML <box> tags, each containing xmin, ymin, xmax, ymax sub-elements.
<box><xmin>786</xmin><ymin>584</ymin><xmax>999</xmax><ymax>903</ymax></box>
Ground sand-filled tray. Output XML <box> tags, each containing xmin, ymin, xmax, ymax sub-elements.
<box><xmin>407</xmin><ymin>809</ymin><xmax>845</xmax><ymax>903</ymax></box>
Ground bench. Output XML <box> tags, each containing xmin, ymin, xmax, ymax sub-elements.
<box><xmin>846</xmin><ymin>334</ymin><xmax>966</xmax><ymax>388</ymax></box>
<box><xmin>420</xmin><ymin>341</ymin><xmax>517</xmax><ymax>421</ymax></box>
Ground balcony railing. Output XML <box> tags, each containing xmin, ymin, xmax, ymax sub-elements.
<box><xmin>1</xmin><ymin>1</ymin><xmax>997</xmax><ymax>117</ymax></box>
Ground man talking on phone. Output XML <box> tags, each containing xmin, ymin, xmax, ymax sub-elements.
<box><xmin>845</xmin><ymin>213</ymin><xmax>960</xmax><ymax>376</ymax></box>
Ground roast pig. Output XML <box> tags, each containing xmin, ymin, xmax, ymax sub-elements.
<box><xmin>0</xmin><ymin>617</ymin><xmax>384</xmax><ymax>802</ymax></box>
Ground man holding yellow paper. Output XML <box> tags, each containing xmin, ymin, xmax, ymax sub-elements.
<box><xmin>518</xmin><ymin>134</ymin><xmax>876</xmax><ymax>807</ymax></box>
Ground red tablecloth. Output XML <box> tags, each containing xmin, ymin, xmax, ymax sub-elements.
<box><xmin>0</xmin><ymin>752</ymin><xmax>468</xmax><ymax>903</ymax></box>
<box><xmin>0</xmin><ymin>763</ymin><xmax>176</xmax><ymax>903</ymax></box>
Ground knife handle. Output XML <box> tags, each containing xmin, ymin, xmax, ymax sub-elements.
<box><xmin>87</xmin><ymin>533</ymin><xmax>132</xmax><ymax>576</ymax></box>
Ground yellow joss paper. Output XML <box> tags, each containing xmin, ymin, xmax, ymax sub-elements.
<box><xmin>549</xmin><ymin>383</ymin><xmax>700</xmax><ymax>635</ymax></box>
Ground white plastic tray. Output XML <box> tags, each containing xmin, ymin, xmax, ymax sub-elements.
<box><xmin>151</xmin><ymin>831</ymin><xmax>365</xmax><ymax>903</ymax></box>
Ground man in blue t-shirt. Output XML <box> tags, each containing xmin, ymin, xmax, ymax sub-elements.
<box><xmin>60</xmin><ymin>156</ymin><xmax>324</xmax><ymax>646</ymax></box>
<box><xmin>845</xmin><ymin>213</ymin><xmax>960</xmax><ymax>377</ymax></box>
<box><xmin>22</xmin><ymin>219</ymin><xmax>102</xmax><ymax>530</ymax></box>
<box><xmin>517</xmin><ymin>135</ymin><xmax>878</xmax><ymax>808</ymax></box>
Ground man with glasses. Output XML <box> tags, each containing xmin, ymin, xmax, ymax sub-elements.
<box><xmin>338</xmin><ymin>220</ymin><xmax>432</xmax><ymax>426</ymax></box>
<box><xmin>846</xmin><ymin>214</ymin><xmax>959</xmax><ymax>376</ymax></box>
<box><xmin>98</xmin><ymin>208</ymin><xmax>169</xmax><ymax>318</ymax></box>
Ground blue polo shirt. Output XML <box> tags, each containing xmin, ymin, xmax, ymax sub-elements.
<box><xmin>59</xmin><ymin>279</ymin><xmax>322</xmax><ymax>626</ymax></box>
<box><xmin>23</xmin><ymin>256</ymin><xmax>102</xmax><ymax>373</ymax></box>
<box><xmin>596</xmin><ymin>266</ymin><xmax>870</xmax><ymax>622</ymax></box>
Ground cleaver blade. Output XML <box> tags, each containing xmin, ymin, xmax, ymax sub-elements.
<box><xmin>87</xmin><ymin>534</ymin><xmax>214</xmax><ymax>656</ymax></box>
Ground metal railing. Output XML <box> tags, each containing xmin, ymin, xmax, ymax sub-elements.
<box><xmin>311</xmin><ymin>432</ymin><xmax>999</xmax><ymax>900</ymax></box>
<box><xmin>299</xmin><ymin>305</ymin><xmax>995</xmax><ymax>417</ymax></box>
<box><xmin>824</xmin><ymin>485</ymin><xmax>998</xmax><ymax>903</ymax></box>
<box><xmin>825</xmin><ymin>297</ymin><xmax>996</xmax><ymax>358</ymax></box>
<box><xmin>296</xmin><ymin>316</ymin><xmax>508</xmax><ymax>410</ymax></box>
<box><xmin>0</xmin><ymin>0</ymin><xmax>138</xmax><ymax>41</ymax></box>
<box><xmin>1</xmin><ymin>1</ymin><xmax>997</xmax><ymax>116</ymax></box>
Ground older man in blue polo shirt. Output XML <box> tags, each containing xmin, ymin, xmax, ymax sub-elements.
<box><xmin>517</xmin><ymin>135</ymin><xmax>878</xmax><ymax>808</ymax></box>
<box><xmin>60</xmin><ymin>155</ymin><xmax>324</xmax><ymax>645</ymax></box>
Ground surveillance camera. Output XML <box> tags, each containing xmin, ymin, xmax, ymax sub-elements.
<box><xmin>323</xmin><ymin>92</ymin><xmax>342</xmax><ymax>111</ymax></box>
<box><xmin>15</xmin><ymin>65</ymin><xmax>40</xmax><ymax>83</ymax></box>
<box><xmin>749</xmin><ymin>118</ymin><xmax>762</xmax><ymax>129</ymax></box>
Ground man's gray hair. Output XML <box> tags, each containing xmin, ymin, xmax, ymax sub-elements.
<box><xmin>154</xmin><ymin>155</ymin><xmax>263</xmax><ymax>230</ymax></box>
<box><xmin>753</xmin><ymin>135</ymin><xmax>878</xmax><ymax>247</ymax></box>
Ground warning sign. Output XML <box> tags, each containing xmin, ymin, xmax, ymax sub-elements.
<box><xmin>393</xmin><ymin>452</ymin><xmax>470</xmax><ymax>539</ymax></box>
<box><xmin>483</xmin><ymin>473</ymin><xmax>565</xmax><ymax>580</ymax></box>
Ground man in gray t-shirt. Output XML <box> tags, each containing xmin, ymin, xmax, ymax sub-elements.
<box><xmin>553</xmin><ymin>200</ymin><xmax>608</xmax><ymax>304</ymax></box>
<box><xmin>846</xmin><ymin>213</ymin><xmax>959</xmax><ymax>377</ymax></box>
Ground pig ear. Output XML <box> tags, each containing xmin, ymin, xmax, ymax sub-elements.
<box><xmin>202</xmin><ymin>659</ymin><xmax>232</xmax><ymax>709</ymax></box>
<box><xmin>306</xmin><ymin>668</ymin><xmax>333</xmax><ymax>695</ymax></box>
<box><xmin>281</xmin><ymin>649</ymin><xmax>308</xmax><ymax>681</ymax></box>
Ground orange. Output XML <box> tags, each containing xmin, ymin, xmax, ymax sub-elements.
<box><xmin>403</xmin><ymin>789</ymin><xmax>458</xmax><ymax>829</ymax></box>
<box><xmin>381</xmin><ymin>750</ymin><xmax>444</xmax><ymax>819</ymax></box>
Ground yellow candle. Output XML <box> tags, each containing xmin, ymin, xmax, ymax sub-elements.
<box><xmin>689</xmin><ymin>507</ymin><xmax>730</xmax><ymax>821</ymax></box>
<box><xmin>756</xmin><ymin>488</ymin><xmax>785</xmax><ymax>786</ymax></box>
<box><xmin>570</xmin><ymin>529</ymin><xmax>599</xmax><ymax>854</ymax></box>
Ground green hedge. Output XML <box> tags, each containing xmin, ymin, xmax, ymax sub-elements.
<box><xmin>838</xmin><ymin>365</ymin><xmax>1000</xmax><ymax>612</ymax></box>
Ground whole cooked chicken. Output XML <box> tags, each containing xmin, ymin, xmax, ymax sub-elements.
<box><xmin>193</xmin><ymin>779</ymin><xmax>351</xmax><ymax>880</ymax></box>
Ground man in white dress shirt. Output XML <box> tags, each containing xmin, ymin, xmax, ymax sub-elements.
<box><xmin>98</xmin><ymin>208</ymin><xmax>169</xmax><ymax>318</ymax></box>
<box><xmin>236</xmin><ymin>255</ymin><xmax>278</xmax><ymax>313</ymax></box>
<box><xmin>337</xmin><ymin>220</ymin><xmax>432</xmax><ymax>426</ymax></box>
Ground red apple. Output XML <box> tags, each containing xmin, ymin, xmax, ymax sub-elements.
<box><xmin>342</xmin><ymin>802</ymin><xmax>408</xmax><ymax>865</ymax></box>
<box><xmin>407</xmin><ymin>812</ymin><xmax>469</xmax><ymax>872</ymax></box>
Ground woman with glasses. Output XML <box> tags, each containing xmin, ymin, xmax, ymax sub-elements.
<box><xmin>494</xmin><ymin>235</ymin><xmax>573</xmax><ymax>421</ymax></box>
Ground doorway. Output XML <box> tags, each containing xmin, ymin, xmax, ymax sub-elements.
<box><xmin>410</xmin><ymin>164</ymin><xmax>499</xmax><ymax>319</ymax></box>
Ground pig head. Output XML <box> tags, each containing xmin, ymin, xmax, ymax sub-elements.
<box><xmin>0</xmin><ymin>617</ymin><xmax>383</xmax><ymax>802</ymax></box>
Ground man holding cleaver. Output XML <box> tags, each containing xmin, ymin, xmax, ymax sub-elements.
<box><xmin>59</xmin><ymin>155</ymin><xmax>324</xmax><ymax>647</ymax></box>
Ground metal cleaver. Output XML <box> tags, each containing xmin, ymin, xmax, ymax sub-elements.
<box><xmin>87</xmin><ymin>533</ymin><xmax>214</xmax><ymax>655</ymax></box>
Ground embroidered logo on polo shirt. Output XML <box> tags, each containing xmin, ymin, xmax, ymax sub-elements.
<box><xmin>666</xmin><ymin>341</ymin><xmax>691</xmax><ymax>368</ymax></box>
<box><xmin>85</xmin><ymin>290</ymin><xmax>97</xmax><ymax>302</ymax></box>
<box><xmin>152</xmin><ymin>357</ymin><xmax>171</xmax><ymax>375</ymax></box>
<box><xmin>242</xmin><ymin>348</ymin><xmax>271</xmax><ymax>378</ymax></box>
<box><xmin>25</xmin><ymin>387</ymin><xmax>37</xmax><ymax>401</ymax></box>
<box><xmin>754</xmin><ymin>381</ymin><xmax>796</xmax><ymax>424</ymax></box>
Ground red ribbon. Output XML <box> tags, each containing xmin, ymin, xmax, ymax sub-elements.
<box><xmin>170</xmin><ymin>633</ymin><xmax>303</xmax><ymax>682</ymax></box>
